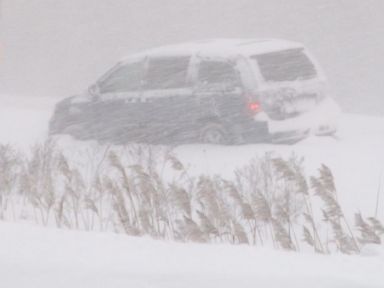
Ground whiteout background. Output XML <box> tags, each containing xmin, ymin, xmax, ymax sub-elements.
<box><xmin>1</xmin><ymin>0</ymin><xmax>384</xmax><ymax>115</ymax></box>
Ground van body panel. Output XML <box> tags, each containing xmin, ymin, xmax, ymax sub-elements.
<box><xmin>49</xmin><ymin>39</ymin><xmax>340</xmax><ymax>144</ymax></box>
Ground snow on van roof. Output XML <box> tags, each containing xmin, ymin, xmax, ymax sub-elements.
<box><xmin>123</xmin><ymin>38</ymin><xmax>303</xmax><ymax>60</ymax></box>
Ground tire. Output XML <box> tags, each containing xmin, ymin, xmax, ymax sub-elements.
<box><xmin>199</xmin><ymin>122</ymin><xmax>229</xmax><ymax>145</ymax></box>
<box><xmin>62</xmin><ymin>123</ymin><xmax>84</xmax><ymax>138</ymax></box>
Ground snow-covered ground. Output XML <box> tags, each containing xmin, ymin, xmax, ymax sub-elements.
<box><xmin>1</xmin><ymin>95</ymin><xmax>384</xmax><ymax>287</ymax></box>
<box><xmin>1</xmin><ymin>221</ymin><xmax>383</xmax><ymax>288</ymax></box>
<box><xmin>175</xmin><ymin>114</ymin><xmax>384</xmax><ymax>220</ymax></box>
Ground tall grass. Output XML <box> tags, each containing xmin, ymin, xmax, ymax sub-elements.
<box><xmin>0</xmin><ymin>141</ymin><xmax>382</xmax><ymax>254</ymax></box>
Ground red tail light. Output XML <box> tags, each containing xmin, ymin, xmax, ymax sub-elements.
<box><xmin>248</xmin><ymin>101</ymin><xmax>262</xmax><ymax>114</ymax></box>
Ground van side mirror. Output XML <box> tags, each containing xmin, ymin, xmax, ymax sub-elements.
<box><xmin>88</xmin><ymin>83</ymin><xmax>101</xmax><ymax>96</ymax></box>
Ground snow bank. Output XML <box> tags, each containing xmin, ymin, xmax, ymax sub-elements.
<box><xmin>0</xmin><ymin>222</ymin><xmax>383</xmax><ymax>288</ymax></box>
<box><xmin>0</xmin><ymin>95</ymin><xmax>55</xmax><ymax>149</ymax></box>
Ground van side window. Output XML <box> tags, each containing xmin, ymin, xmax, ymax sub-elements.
<box><xmin>145</xmin><ymin>57</ymin><xmax>190</xmax><ymax>89</ymax></box>
<box><xmin>99</xmin><ymin>62</ymin><xmax>143</xmax><ymax>94</ymax></box>
<box><xmin>198</xmin><ymin>60</ymin><xmax>239</xmax><ymax>86</ymax></box>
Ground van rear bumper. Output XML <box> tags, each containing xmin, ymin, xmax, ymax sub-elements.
<box><xmin>252</xmin><ymin>97</ymin><xmax>340</xmax><ymax>142</ymax></box>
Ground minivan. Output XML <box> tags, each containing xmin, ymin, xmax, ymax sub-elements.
<box><xmin>49</xmin><ymin>38</ymin><xmax>340</xmax><ymax>144</ymax></box>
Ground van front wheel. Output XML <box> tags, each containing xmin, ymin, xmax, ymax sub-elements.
<box><xmin>199</xmin><ymin>123</ymin><xmax>229</xmax><ymax>145</ymax></box>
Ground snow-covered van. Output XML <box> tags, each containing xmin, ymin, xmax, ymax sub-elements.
<box><xmin>49</xmin><ymin>38</ymin><xmax>340</xmax><ymax>144</ymax></box>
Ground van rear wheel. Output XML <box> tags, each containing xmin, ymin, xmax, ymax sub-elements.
<box><xmin>199</xmin><ymin>123</ymin><xmax>229</xmax><ymax>145</ymax></box>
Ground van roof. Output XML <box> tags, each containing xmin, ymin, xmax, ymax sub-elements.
<box><xmin>123</xmin><ymin>38</ymin><xmax>304</xmax><ymax>61</ymax></box>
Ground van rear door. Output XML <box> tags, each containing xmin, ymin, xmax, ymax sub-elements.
<box><xmin>251</xmin><ymin>48</ymin><xmax>325</xmax><ymax>120</ymax></box>
<box><xmin>193</xmin><ymin>58</ymin><xmax>246</xmax><ymax>130</ymax></box>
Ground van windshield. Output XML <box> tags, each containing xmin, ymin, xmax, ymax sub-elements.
<box><xmin>252</xmin><ymin>48</ymin><xmax>317</xmax><ymax>82</ymax></box>
<box><xmin>97</xmin><ymin>62</ymin><xmax>143</xmax><ymax>94</ymax></box>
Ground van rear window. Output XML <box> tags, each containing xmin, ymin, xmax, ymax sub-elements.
<box><xmin>145</xmin><ymin>57</ymin><xmax>190</xmax><ymax>89</ymax></box>
<box><xmin>253</xmin><ymin>48</ymin><xmax>316</xmax><ymax>82</ymax></box>
<box><xmin>198</xmin><ymin>60</ymin><xmax>239</xmax><ymax>86</ymax></box>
